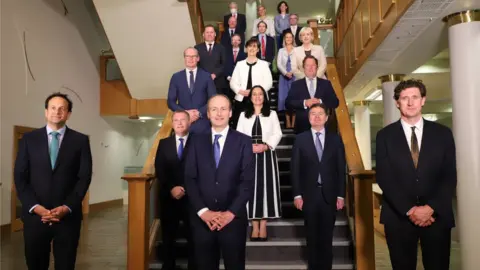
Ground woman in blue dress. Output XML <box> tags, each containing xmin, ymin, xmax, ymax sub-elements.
<box><xmin>276</xmin><ymin>32</ymin><xmax>297</xmax><ymax>128</ymax></box>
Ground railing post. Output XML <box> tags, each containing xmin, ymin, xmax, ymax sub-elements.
<box><xmin>351</xmin><ymin>171</ymin><xmax>376</xmax><ymax>270</ymax></box>
<box><xmin>122</xmin><ymin>173</ymin><xmax>154</xmax><ymax>270</ymax></box>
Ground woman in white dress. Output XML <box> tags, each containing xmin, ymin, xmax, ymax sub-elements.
<box><xmin>292</xmin><ymin>27</ymin><xmax>328</xmax><ymax>79</ymax></box>
<box><xmin>237</xmin><ymin>85</ymin><xmax>282</xmax><ymax>241</ymax></box>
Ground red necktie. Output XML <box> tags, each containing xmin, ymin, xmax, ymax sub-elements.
<box><xmin>261</xmin><ymin>36</ymin><xmax>266</xmax><ymax>58</ymax></box>
<box><xmin>233</xmin><ymin>50</ymin><xmax>238</xmax><ymax>62</ymax></box>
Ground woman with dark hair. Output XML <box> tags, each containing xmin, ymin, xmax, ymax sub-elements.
<box><xmin>274</xmin><ymin>1</ymin><xmax>290</xmax><ymax>49</ymax></box>
<box><xmin>230</xmin><ymin>37</ymin><xmax>273</xmax><ymax>128</ymax></box>
<box><xmin>236</xmin><ymin>85</ymin><xmax>283</xmax><ymax>241</ymax></box>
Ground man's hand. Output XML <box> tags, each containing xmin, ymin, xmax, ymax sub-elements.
<box><xmin>46</xmin><ymin>206</ymin><xmax>70</xmax><ymax>224</ymax></box>
<box><xmin>186</xmin><ymin>110</ymin><xmax>200</xmax><ymax>122</ymax></box>
<box><xmin>285</xmin><ymin>72</ymin><xmax>293</xmax><ymax>79</ymax></box>
<box><xmin>200</xmin><ymin>210</ymin><xmax>222</xmax><ymax>231</ymax></box>
<box><xmin>305</xmin><ymin>98</ymin><xmax>320</xmax><ymax>108</ymax></box>
<box><xmin>294</xmin><ymin>198</ymin><xmax>303</xmax><ymax>211</ymax></box>
<box><xmin>336</xmin><ymin>198</ymin><xmax>345</xmax><ymax>210</ymax></box>
<box><xmin>252</xmin><ymin>144</ymin><xmax>267</xmax><ymax>153</ymax></box>
<box><xmin>34</xmin><ymin>205</ymin><xmax>58</xmax><ymax>224</ymax></box>
<box><xmin>211</xmin><ymin>74</ymin><xmax>217</xmax><ymax>80</ymax></box>
<box><xmin>170</xmin><ymin>186</ymin><xmax>185</xmax><ymax>200</ymax></box>
<box><xmin>215</xmin><ymin>211</ymin><xmax>235</xmax><ymax>231</ymax></box>
<box><xmin>408</xmin><ymin>206</ymin><xmax>435</xmax><ymax>227</ymax></box>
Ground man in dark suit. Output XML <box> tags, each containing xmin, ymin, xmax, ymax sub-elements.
<box><xmin>375</xmin><ymin>79</ymin><xmax>456</xmax><ymax>270</ymax></box>
<box><xmin>155</xmin><ymin>110</ymin><xmax>195</xmax><ymax>270</ymax></box>
<box><xmin>256</xmin><ymin>21</ymin><xmax>275</xmax><ymax>66</ymax></box>
<box><xmin>221</xmin><ymin>16</ymin><xmax>245</xmax><ymax>50</ymax></box>
<box><xmin>223</xmin><ymin>2</ymin><xmax>246</xmax><ymax>34</ymax></box>
<box><xmin>168</xmin><ymin>47</ymin><xmax>217</xmax><ymax>134</ymax></box>
<box><xmin>14</xmin><ymin>92</ymin><xmax>92</xmax><ymax>270</ymax></box>
<box><xmin>184</xmin><ymin>94</ymin><xmax>254</xmax><ymax>270</ymax></box>
<box><xmin>225</xmin><ymin>34</ymin><xmax>246</xmax><ymax>103</ymax></box>
<box><xmin>282</xmin><ymin>14</ymin><xmax>302</xmax><ymax>46</ymax></box>
<box><xmin>290</xmin><ymin>103</ymin><xmax>345</xmax><ymax>270</ymax></box>
<box><xmin>286</xmin><ymin>55</ymin><xmax>339</xmax><ymax>134</ymax></box>
<box><xmin>194</xmin><ymin>25</ymin><xmax>227</xmax><ymax>94</ymax></box>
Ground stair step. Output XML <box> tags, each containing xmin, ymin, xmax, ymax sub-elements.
<box><xmin>150</xmin><ymin>258</ymin><xmax>354</xmax><ymax>270</ymax></box>
<box><xmin>275</xmin><ymin>145</ymin><xmax>292</xmax><ymax>158</ymax></box>
<box><xmin>279</xmin><ymin>134</ymin><xmax>295</xmax><ymax>146</ymax></box>
<box><xmin>279</xmin><ymin>171</ymin><xmax>290</xmax><ymax>186</ymax></box>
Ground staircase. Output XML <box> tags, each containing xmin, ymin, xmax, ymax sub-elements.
<box><xmin>149</xmin><ymin>82</ymin><xmax>355</xmax><ymax>270</ymax></box>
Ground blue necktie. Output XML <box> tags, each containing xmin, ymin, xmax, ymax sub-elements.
<box><xmin>286</xmin><ymin>55</ymin><xmax>292</xmax><ymax>72</ymax></box>
<box><xmin>189</xmin><ymin>71</ymin><xmax>194</xmax><ymax>93</ymax></box>
<box><xmin>315</xmin><ymin>132</ymin><xmax>323</xmax><ymax>184</ymax></box>
<box><xmin>213</xmin><ymin>134</ymin><xmax>222</xmax><ymax>168</ymax></box>
<box><xmin>50</xmin><ymin>131</ymin><xmax>60</xmax><ymax>168</ymax></box>
<box><xmin>178</xmin><ymin>138</ymin><xmax>184</xmax><ymax>159</ymax></box>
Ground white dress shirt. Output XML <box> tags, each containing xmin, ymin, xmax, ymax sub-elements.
<box><xmin>30</xmin><ymin>126</ymin><xmax>69</xmax><ymax>213</ymax></box>
<box><xmin>400</xmin><ymin>118</ymin><xmax>424</xmax><ymax>151</ymax></box>
<box><xmin>302</xmin><ymin>77</ymin><xmax>323</xmax><ymax>109</ymax></box>
<box><xmin>185</xmin><ymin>68</ymin><xmax>198</xmax><ymax>89</ymax></box>
<box><xmin>252</xmin><ymin>17</ymin><xmax>275</xmax><ymax>37</ymax></box>
<box><xmin>197</xmin><ymin>126</ymin><xmax>230</xmax><ymax>216</ymax></box>
<box><xmin>294</xmin><ymin>128</ymin><xmax>343</xmax><ymax>200</ymax></box>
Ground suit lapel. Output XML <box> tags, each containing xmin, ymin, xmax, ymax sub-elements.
<box><xmin>217</xmin><ymin>129</ymin><xmax>235</xmax><ymax>170</ymax></box>
<box><xmin>204</xmin><ymin>132</ymin><xmax>217</xmax><ymax>171</ymax></box>
<box><xmin>168</xmin><ymin>136</ymin><xmax>179</xmax><ymax>161</ymax></box>
<box><xmin>416</xmin><ymin>119</ymin><xmax>430</xmax><ymax>170</ymax></box>
<box><xmin>192</xmin><ymin>70</ymin><xmax>201</xmax><ymax>94</ymax></box>
<box><xmin>40</xmin><ymin>128</ymin><xmax>52</xmax><ymax>170</ymax></box>
<box><xmin>305</xmin><ymin>132</ymin><xmax>320</xmax><ymax>166</ymax></box>
<box><xmin>314</xmin><ymin>80</ymin><xmax>323</xmax><ymax>98</ymax></box>
<box><xmin>53</xmin><ymin>127</ymin><xmax>71</xmax><ymax>171</ymax></box>
<box><xmin>322</xmin><ymin>132</ymin><xmax>334</xmax><ymax>161</ymax></box>
<box><xmin>301</xmin><ymin>79</ymin><xmax>311</xmax><ymax>99</ymax></box>
<box><xmin>393</xmin><ymin>121</ymin><xmax>417</xmax><ymax>171</ymax></box>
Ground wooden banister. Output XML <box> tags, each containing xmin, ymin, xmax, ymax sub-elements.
<box><xmin>186</xmin><ymin>0</ymin><xmax>205</xmax><ymax>44</ymax></box>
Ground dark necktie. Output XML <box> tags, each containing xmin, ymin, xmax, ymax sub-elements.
<box><xmin>231</xmin><ymin>30</ymin><xmax>234</xmax><ymax>36</ymax></box>
<box><xmin>315</xmin><ymin>132</ymin><xmax>323</xmax><ymax>184</ymax></box>
<box><xmin>208</xmin><ymin>44</ymin><xmax>212</xmax><ymax>55</ymax></box>
<box><xmin>189</xmin><ymin>71</ymin><xmax>194</xmax><ymax>93</ymax></box>
<box><xmin>411</xmin><ymin>126</ymin><xmax>419</xmax><ymax>168</ymax></box>
<box><xmin>178</xmin><ymin>138</ymin><xmax>184</xmax><ymax>159</ymax></box>
<box><xmin>213</xmin><ymin>134</ymin><xmax>222</xmax><ymax>168</ymax></box>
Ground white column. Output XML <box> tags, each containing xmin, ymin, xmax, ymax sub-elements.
<box><xmin>353</xmin><ymin>101</ymin><xmax>372</xmax><ymax>170</ymax></box>
<box><xmin>245</xmin><ymin>0</ymin><xmax>257</xmax><ymax>41</ymax></box>
<box><xmin>444</xmin><ymin>10</ymin><xmax>480</xmax><ymax>270</ymax></box>
<box><xmin>379</xmin><ymin>74</ymin><xmax>405</xmax><ymax>126</ymax></box>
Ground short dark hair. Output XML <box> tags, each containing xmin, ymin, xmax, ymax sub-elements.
<box><xmin>172</xmin><ymin>110</ymin><xmax>190</xmax><ymax>120</ymax></box>
<box><xmin>45</xmin><ymin>92</ymin><xmax>73</xmax><ymax>112</ymax></box>
<box><xmin>232</xmin><ymin>33</ymin><xmax>242</xmax><ymax>41</ymax></box>
<box><xmin>244</xmin><ymin>85</ymin><xmax>271</xmax><ymax>118</ymax></box>
<box><xmin>257</xmin><ymin>21</ymin><xmax>268</xmax><ymax>29</ymax></box>
<box><xmin>303</xmin><ymin>55</ymin><xmax>318</xmax><ymax>68</ymax></box>
<box><xmin>309</xmin><ymin>103</ymin><xmax>327</xmax><ymax>114</ymax></box>
<box><xmin>204</xmin><ymin>24</ymin><xmax>216</xmax><ymax>33</ymax></box>
<box><xmin>277</xmin><ymin>1</ymin><xmax>289</xmax><ymax>13</ymax></box>
<box><xmin>207</xmin><ymin>94</ymin><xmax>232</xmax><ymax>110</ymax></box>
<box><xmin>393</xmin><ymin>79</ymin><xmax>427</xmax><ymax>100</ymax></box>
<box><xmin>245</xmin><ymin>37</ymin><xmax>260</xmax><ymax>48</ymax></box>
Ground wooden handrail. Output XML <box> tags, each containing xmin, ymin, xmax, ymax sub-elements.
<box><xmin>186</xmin><ymin>0</ymin><xmax>205</xmax><ymax>44</ymax></box>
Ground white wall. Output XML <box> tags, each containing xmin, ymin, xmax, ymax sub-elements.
<box><xmin>0</xmin><ymin>0</ymin><xmax>155</xmax><ymax>225</ymax></box>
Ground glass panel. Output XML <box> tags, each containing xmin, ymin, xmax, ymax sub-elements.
<box><xmin>105</xmin><ymin>58</ymin><xmax>124</xmax><ymax>81</ymax></box>
<box><xmin>320</xmin><ymin>29</ymin><xmax>334</xmax><ymax>57</ymax></box>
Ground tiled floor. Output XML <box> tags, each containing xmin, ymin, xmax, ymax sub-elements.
<box><xmin>1</xmin><ymin>205</ymin><xmax>461</xmax><ymax>269</ymax></box>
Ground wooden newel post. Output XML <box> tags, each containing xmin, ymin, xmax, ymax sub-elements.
<box><xmin>122</xmin><ymin>173</ymin><xmax>154</xmax><ymax>270</ymax></box>
<box><xmin>350</xmin><ymin>170</ymin><xmax>376</xmax><ymax>270</ymax></box>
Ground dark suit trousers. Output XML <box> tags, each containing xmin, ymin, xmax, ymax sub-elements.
<box><xmin>23</xmin><ymin>215</ymin><xmax>81</xmax><ymax>270</ymax></box>
<box><xmin>384</xmin><ymin>220</ymin><xmax>451</xmax><ymax>270</ymax></box>
<box><xmin>190</xmin><ymin>212</ymin><xmax>247</xmax><ymax>270</ymax></box>
<box><xmin>303</xmin><ymin>187</ymin><xmax>336</xmax><ymax>270</ymax></box>
<box><xmin>160</xmin><ymin>194</ymin><xmax>194</xmax><ymax>270</ymax></box>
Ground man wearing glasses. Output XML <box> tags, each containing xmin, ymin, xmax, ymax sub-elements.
<box><xmin>167</xmin><ymin>47</ymin><xmax>217</xmax><ymax>134</ymax></box>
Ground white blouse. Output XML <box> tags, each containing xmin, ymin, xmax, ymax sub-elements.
<box><xmin>230</xmin><ymin>59</ymin><xmax>273</xmax><ymax>102</ymax></box>
<box><xmin>236</xmin><ymin>111</ymin><xmax>283</xmax><ymax>150</ymax></box>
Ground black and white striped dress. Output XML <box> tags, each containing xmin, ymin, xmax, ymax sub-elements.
<box><xmin>247</xmin><ymin>116</ymin><xmax>282</xmax><ymax>220</ymax></box>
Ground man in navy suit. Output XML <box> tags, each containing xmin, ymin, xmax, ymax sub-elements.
<box><xmin>184</xmin><ymin>94</ymin><xmax>254</xmax><ymax>270</ymax></box>
<box><xmin>221</xmin><ymin>16</ymin><xmax>245</xmax><ymax>50</ymax></box>
<box><xmin>256</xmin><ymin>21</ymin><xmax>275</xmax><ymax>66</ymax></box>
<box><xmin>155</xmin><ymin>110</ymin><xmax>195</xmax><ymax>270</ymax></box>
<box><xmin>168</xmin><ymin>47</ymin><xmax>217</xmax><ymax>134</ymax></box>
<box><xmin>286</xmin><ymin>55</ymin><xmax>339</xmax><ymax>134</ymax></box>
<box><xmin>223</xmin><ymin>2</ymin><xmax>246</xmax><ymax>34</ymax></box>
<box><xmin>290</xmin><ymin>103</ymin><xmax>346</xmax><ymax>270</ymax></box>
<box><xmin>225</xmin><ymin>34</ymin><xmax>246</xmax><ymax>103</ymax></box>
<box><xmin>14</xmin><ymin>92</ymin><xmax>93</xmax><ymax>270</ymax></box>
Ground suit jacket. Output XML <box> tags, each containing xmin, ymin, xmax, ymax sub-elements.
<box><xmin>224</xmin><ymin>13</ymin><xmax>247</xmax><ymax>34</ymax></box>
<box><xmin>230</xmin><ymin>59</ymin><xmax>273</xmax><ymax>102</ymax></box>
<box><xmin>375</xmin><ymin>120</ymin><xmax>457</xmax><ymax>228</ymax></box>
<box><xmin>282</xmin><ymin>26</ymin><xmax>302</xmax><ymax>47</ymax></box>
<box><xmin>290</xmin><ymin>129</ymin><xmax>346</xmax><ymax>204</ymax></box>
<box><xmin>154</xmin><ymin>135</ymin><xmax>191</xmax><ymax>196</ymax></box>
<box><xmin>195</xmin><ymin>42</ymin><xmax>227</xmax><ymax>90</ymax></box>
<box><xmin>184</xmin><ymin>128</ymin><xmax>255</xmax><ymax>218</ymax></box>
<box><xmin>220</xmin><ymin>28</ymin><xmax>245</xmax><ymax>49</ymax></box>
<box><xmin>236</xmin><ymin>111</ymin><xmax>282</xmax><ymax>150</ymax></box>
<box><xmin>286</xmin><ymin>78</ymin><xmax>339</xmax><ymax>134</ymax></box>
<box><xmin>167</xmin><ymin>68</ymin><xmax>217</xmax><ymax>134</ymax></box>
<box><xmin>293</xmin><ymin>45</ymin><xmax>328</xmax><ymax>79</ymax></box>
<box><xmin>256</xmin><ymin>34</ymin><xmax>275</xmax><ymax>65</ymax></box>
<box><xmin>225</xmin><ymin>47</ymin><xmax>246</xmax><ymax>79</ymax></box>
<box><xmin>14</xmin><ymin>126</ymin><xmax>92</xmax><ymax>222</ymax></box>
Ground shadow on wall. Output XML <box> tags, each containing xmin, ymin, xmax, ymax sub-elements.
<box><xmin>42</xmin><ymin>0</ymin><xmax>111</xmax><ymax>73</ymax></box>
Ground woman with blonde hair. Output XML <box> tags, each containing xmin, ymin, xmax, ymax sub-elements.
<box><xmin>276</xmin><ymin>32</ymin><xmax>296</xmax><ymax>128</ymax></box>
<box><xmin>293</xmin><ymin>27</ymin><xmax>328</xmax><ymax>79</ymax></box>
